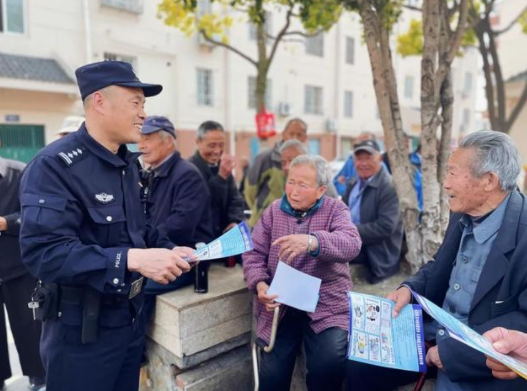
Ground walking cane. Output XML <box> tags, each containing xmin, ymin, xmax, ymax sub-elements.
<box><xmin>252</xmin><ymin>306</ymin><xmax>280</xmax><ymax>391</ymax></box>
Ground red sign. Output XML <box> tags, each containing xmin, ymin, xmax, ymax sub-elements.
<box><xmin>255</xmin><ymin>109</ymin><xmax>277</xmax><ymax>140</ymax></box>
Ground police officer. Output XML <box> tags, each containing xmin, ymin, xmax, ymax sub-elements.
<box><xmin>19</xmin><ymin>61</ymin><xmax>195</xmax><ymax>391</ymax></box>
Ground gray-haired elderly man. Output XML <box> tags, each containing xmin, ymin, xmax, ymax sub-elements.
<box><xmin>347</xmin><ymin>131</ymin><xmax>527</xmax><ymax>391</ymax></box>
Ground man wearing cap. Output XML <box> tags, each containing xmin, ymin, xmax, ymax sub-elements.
<box><xmin>343</xmin><ymin>139</ymin><xmax>403</xmax><ymax>284</ymax></box>
<box><xmin>19</xmin><ymin>61</ymin><xmax>195</xmax><ymax>391</ymax></box>
<box><xmin>138</xmin><ymin>116</ymin><xmax>213</xmax><ymax>324</ymax></box>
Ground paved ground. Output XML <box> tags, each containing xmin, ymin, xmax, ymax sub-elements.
<box><xmin>4</xmin><ymin>309</ymin><xmax>34</xmax><ymax>391</ymax></box>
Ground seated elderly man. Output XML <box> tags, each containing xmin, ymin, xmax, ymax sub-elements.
<box><xmin>243</xmin><ymin>155</ymin><xmax>361</xmax><ymax>391</ymax></box>
<box><xmin>280</xmin><ymin>140</ymin><xmax>338</xmax><ymax>198</ymax></box>
<box><xmin>347</xmin><ymin>131</ymin><xmax>527</xmax><ymax>391</ymax></box>
<box><xmin>343</xmin><ymin>139</ymin><xmax>403</xmax><ymax>284</ymax></box>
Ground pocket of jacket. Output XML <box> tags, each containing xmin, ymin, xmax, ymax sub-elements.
<box><xmin>491</xmin><ymin>295</ymin><xmax>519</xmax><ymax>317</ymax></box>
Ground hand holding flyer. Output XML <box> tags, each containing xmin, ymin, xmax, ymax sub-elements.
<box><xmin>347</xmin><ymin>292</ymin><xmax>427</xmax><ymax>373</ymax></box>
<box><xmin>192</xmin><ymin>221</ymin><xmax>253</xmax><ymax>261</ymax></box>
<box><xmin>411</xmin><ymin>291</ymin><xmax>527</xmax><ymax>380</ymax></box>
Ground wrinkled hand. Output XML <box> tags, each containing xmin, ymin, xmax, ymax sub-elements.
<box><xmin>127</xmin><ymin>248</ymin><xmax>192</xmax><ymax>284</ymax></box>
<box><xmin>219</xmin><ymin>154</ymin><xmax>235</xmax><ymax>180</ymax></box>
<box><xmin>273</xmin><ymin>234</ymin><xmax>315</xmax><ymax>263</ymax></box>
<box><xmin>173</xmin><ymin>246</ymin><xmax>199</xmax><ymax>267</ymax></box>
<box><xmin>484</xmin><ymin>327</ymin><xmax>527</xmax><ymax>380</ymax></box>
<box><xmin>425</xmin><ymin>346</ymin><xmax>443</xmax><ymax>369</ymax></box>
<box><xmin>256</xmin><ymin>281</ymin><xmax>280</xmax><ymax>312</ymax></box>
<box><xmin>386</xmin><ymin>286</ymin><xmax>412</xmax><ymax>318</ymax></box>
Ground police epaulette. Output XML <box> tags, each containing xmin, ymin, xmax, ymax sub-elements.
<box><xmin>57</xmin><ymin>147</ymin><xmax>88</xmax><ymax>167</ymax></box>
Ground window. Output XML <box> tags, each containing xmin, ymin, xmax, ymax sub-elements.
<box><xmin>344</xmin><ymin>91</ymin><xmax>354</xmax><ymax>118</ymax></box>
<box><xmin>404</xmin><ymin>76</ymin><xmax>414</xmax><ymax>99</ymax></box>
<box><xmin>103</xmin><ymin>53</ymin><xmax>137</xmax><ymax>68</ymax></box>
<box><xmin>462</xmin><ymin>108</ymin><xmax>471</xmax><ymax>127</ymax></box>
<box><xmin>248</xmin><ymin>76</ymin><xmax>272</xmax><ymax>110</ymax></box>
<box><xmin>463</xmin><ymin>72</ymin><xmax>473</xmax><ymax>95</ymax></box>
<box><xmin>1</xmin><ymin>0</ymin><xmax>24</xmax><ymax>34</ymax></box>
<box><xmin>197</xmin><ymin>68</ymin><xmax>213</xmax><ymax>106</ymax></box>
<box><xmin>248</xmin><ymin>11</ymin><xmax>272</xmax><ymax>41</ymax></box>
<box><xmin>305</xmin><ymin>86</ymin><xmax>323</xmax><ymax>115</ymax></box>
<box><xmin>346</xmin><ymin>37</ymin><xmax>355</xmax><ymax>65</ymax></box>
<box><xmin>100</xmin><ymin>0</ymin><xmax>143</xmax><ymax>14</ymax></box>
<box><xmin>305</xmin><ymin>34</ymin><xmax>324</xmax><ymax>57</ymax></box>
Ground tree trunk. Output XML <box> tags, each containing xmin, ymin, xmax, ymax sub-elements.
<box><xmin>255</xmin><ymin>17</ymin><xmax>268</xmax><ymax>113</ymax></box>
<box><xmin>357</xmin><ymin>0</ymin><xmax>423</xmax><ymax>271</ymax></box>
<box><xmin>420</xmin><ymin>0</ymin><xmax>444</xmax><ymax>261</ymax></box>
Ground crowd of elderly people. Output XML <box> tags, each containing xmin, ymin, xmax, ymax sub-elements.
<box><xmin>241</xmin><ymin>129</ymin><xmax>527</xmax><ymax>391</ymax></box>
<box><xmin>133</xmin><ymin>113</ymin><xmax>527</xmax><ymax>390</ymax></box>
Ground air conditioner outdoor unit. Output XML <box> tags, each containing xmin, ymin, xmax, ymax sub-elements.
<box><xmin>278</xmin><ymin>102</ymin><xmax>292</xmax><ymax>116</ymax></box>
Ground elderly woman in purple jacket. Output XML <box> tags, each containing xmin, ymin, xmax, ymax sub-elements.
<box><xmin>243</xmin><ymin>155</ymin><xmax>362</xmax><ymax>391</ymax></box>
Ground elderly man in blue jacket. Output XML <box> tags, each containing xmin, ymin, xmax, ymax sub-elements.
<box><xmin>139</xmin><ymin>116</ymin><xmax>214</xmax><ymax>319</ymax></box>
<box><xmin>347</xmin><ymin>130</ymin><xmax>527</xmax><ymax>391</ymax></box>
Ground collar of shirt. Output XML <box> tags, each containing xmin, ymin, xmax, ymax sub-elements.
<box><xmin>152</xmin><ymin>152</ymin><xmax>178</xmax><ymax>178</ymax></box>
<box><xmin>77</xmin><ymin>124</ymin><xmax>141</xmax><ymax>167</ymax></box>
<box><xmin>280</xmin><ymin>194</ymin><xmax>325</xmax><ymax>218</ymax></box>
<box><xmin>0</xmin><ymin>157</ymin><xmax>6</xmax><ymax>178</ymax></box>
<box><xmin>459</xmin><ymin>192</ymin><xmax>511</xmax><ymax>244</ymax></box>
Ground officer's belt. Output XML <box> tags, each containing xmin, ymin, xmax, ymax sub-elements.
<box><xmin>60</xmin><ymin>286</ymin><xmax>128</xmax><ymax>306</ymax></box>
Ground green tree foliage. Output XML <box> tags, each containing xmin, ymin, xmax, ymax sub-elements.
<box><xmin>397</xmin><ymin>19</ymin><xmax>423</xmax><ymax>57</ymax></box>
<box><xmin>158</xmin><ymin>0</ymin><xmax>343</xmax><ymax>44</ymax></box>
<box><xmin>396</xmin><ymin>19</ymin><xmax>476</xmax><ymax>58</ymax></box>
<box><xmin>520</xmin><ymin>9</ymin><xmax>527</xmax><ymax>34</ymax></box>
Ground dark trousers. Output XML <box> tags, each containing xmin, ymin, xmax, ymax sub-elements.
<box><xmin>346</xmin><ymin>359</ymin><xmax>431</xmax><ymax>391</ymax></box>
<box><xmin>0</xmin><ymin>273</ymin><xmax>45</xmax><ymax>382</ymax></box>
<box><xmin>259</xmin><ymin>308</ymin><xmax>348</xmax><ymax>391</ymax></box>
<box><xmin>41</xmin><ymin>315</ymin><xmax>145</xmax><ymax>391</ymax></box>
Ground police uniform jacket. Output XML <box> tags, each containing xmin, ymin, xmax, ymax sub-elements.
<box><xmin>0</xmin><ymin>157</ymin><xmax>27</xmax><ymax>282</ymax></box>
<box><xmin>19</xmin><ymin>124</ymin><xmax>173</xmax><ymax>327</ymax></box>
<box><xmin>145</xmin><ymin>151</ymin><xmax>214</xmax><ymax>247</ymax></box>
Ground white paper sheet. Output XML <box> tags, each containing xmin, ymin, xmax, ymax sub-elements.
<box><xmin>267</xmin><ymin>261</ymin><xmax>321</xmax><ymax>313</ymax></box>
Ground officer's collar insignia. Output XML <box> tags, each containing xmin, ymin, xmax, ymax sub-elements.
<box><xmin>95</xmin><ymin>193</ymin><xmax>115</xmax><ymax>204</ymax></box>
<box><xmin>57</xmin><ymin>148</ymin><xmax>86</xmax><ymax>167</ymax></box>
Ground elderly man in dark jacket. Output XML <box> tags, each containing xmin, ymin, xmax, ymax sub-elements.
<box><xmin>138</xmin><ymin>116</ymin><xmax>214</xmax><ymax>318</ymax></box>
<box><xmin>189</xmin><ymin>120</ymin><xmax>245</xmax><ymax>237</ymax></box>
<box><xmin>348</xmin><ymin>131</ymin><xmax>527</xmax><ymax>391</ymax></box>
<box><xmin>0</xmin><ymin>139</ymin><xmax>45</xmax><ymax>390</ymax></box>
<box><xmin>343</xmin><ymin>139</ymin><xmax>403</xmax><ymax>284</ymax></box>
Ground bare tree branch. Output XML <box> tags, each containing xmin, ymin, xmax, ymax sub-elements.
<box><xmin>199</xmin><ymin>30</ymin><xmax>258</xmax><ymax>67</ymax></box>
<box><xmin>281</xmin><ymin>29</ymin><xmax>323</xmax><ymax>38</ymax></box>
<box><xmin>494</xmin><ymin>5</ymin><xmax>527</xmax><ymax>36</ymax></box>
<box><xmin>403</xmin><ymin>5</ymin><xmax>422</xmax><ymax>12</ymax></box>
<box><xmin>446</xmin><ymin>0</ymin><xmax>470</xmax><ymax>63</ymax></box>
<box><xmin>505</xmin><ymin>79</ymin><xmax>527</xmax><ymax>133</ymax></box>
<box><xmin>265</xmin><ymin>7</ymin><xmax>294</xmax><ymax>74</ymax></box>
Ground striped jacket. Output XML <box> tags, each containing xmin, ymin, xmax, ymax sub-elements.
<box><xmin>243</xmin><ymin>196</ymin><xmax>361</xmax><ymax>344</ymax></box>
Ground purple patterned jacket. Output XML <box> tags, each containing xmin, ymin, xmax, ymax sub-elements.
<box><xmin>243</xmin><ymin>196</ymin><xmax>362</xmax><ymax>344</ymax></box>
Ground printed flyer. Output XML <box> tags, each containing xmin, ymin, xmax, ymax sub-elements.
<box><xmin>347</xmin><ymin>292</ymin><xmax>426</xmax><ymax>373</ymax></box>
<box><xmin>192</xmin><ymin>221</ymin><xmax>253</xmax><ymax>260</ymax></box>
<box><xmin>412</xmin><ymin>291</ymin><xmax>527</xmax><ymax>380</ymax></box>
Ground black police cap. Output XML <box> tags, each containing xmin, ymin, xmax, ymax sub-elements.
<box><xmin>75</xmin><ymin>61</ymin><xmax>163</xmax><ymax>100</ymax></box>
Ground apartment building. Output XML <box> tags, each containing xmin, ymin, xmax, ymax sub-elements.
<box><xmin>0</xmin><ymin>0</ymin><xmax>480</xmax><ymax>166</ymax></box>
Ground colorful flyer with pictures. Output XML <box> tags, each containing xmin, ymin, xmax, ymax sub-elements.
<box><xmin>347</xmin><ymin>292</ymin><xmax>426</xmax><ymax>373</ymax></box>
<box><xmin>411</xmin><ymin>291</ymin><xmax>527</xmax><ymax>380</ymax></box>
<box><xmin>193</xmin><ymin>221</ymin><xmax>253</xmax><ymax>261</ymax></box>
